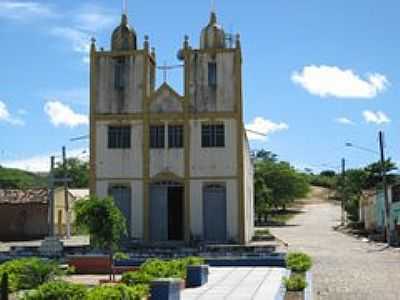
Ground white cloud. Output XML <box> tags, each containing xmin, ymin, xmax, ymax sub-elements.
<box><xmin>335</xmin><ymin>117</ymin><xmax>355</xmax><ymax>125</ymax></box>
<box><xmin>292</xmin><ymin>65</ymin><xmax>389</xmax><ymax>99</ymax></box>
<box><xmin>73</xmin><ymin>7</ymin><xmax>116</xmax><ymax>32</ymax></box>
<box><xmin>50</xmin><ymin>27</ymin><xmax>91</xmax><ymax>63</ymax></box>
<box><xmin>0</xmin><ymin>1</ymin><xmax>55</xmax><ymax>20</ymax></box>
<box><xmin>0</xmin><ymin>101</ymin><xmax>24</xmax><ymax>126</ymax></box>
<box><xmin>41</xmin><ymin>87</ymin><xmax>89</xmax><ymax>107</ymax></box>
<box><xmin>44</xmin><ymin>101</ymin><xmax>88</xmax><ymax>128</ymax></box>
<box><xmin>51</xmin><ymin>26</ymin><xmax>90</xmax><ymax>54</ymax></box>
<box><xmin>362</xmin><ymin>110</ymin><xmax>391</xmax><ymax>125</ymax></box>
<box><xmin>1</xmin><ymin>148</ymin><xmax>88</xmax><ymax>172</ymax></box>
<box><xmin>246</xmin><ymin>117</ymin><xmax>289</xmax><ymax>141</ymax></box>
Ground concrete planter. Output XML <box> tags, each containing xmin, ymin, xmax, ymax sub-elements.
<box><xmin>151</xmin><ymin>278</ymin><xmax>183</xmax><ymax>300</ymax></box>
<box><xmin>186</xmin><ymin>265</ymin><xmax>209</xmax><ymax>288</ymax></box>
<box><xmin>285</xmin><ymin>291</ymin><xmax>303</xmax><ymax>300</ymax></box>
<box><xmin>67</xmin><ymin>255</ymin><xmax>111</xmax><ymax>274</ymax></box>
<box><xmin>283</xmin><ymin>272</ymin><xmax>313</xmax><ymax>300</ymax></box>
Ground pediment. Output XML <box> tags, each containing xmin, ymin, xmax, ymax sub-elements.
<box><xmin>151</xmin><ymin>171</ymin><xmax>183</xmax><ymax>182</ymax></box>
<box><xmin>150</xmin><ymin>83</ymin><xmax>183</xmax><ymax>113</ymax></box>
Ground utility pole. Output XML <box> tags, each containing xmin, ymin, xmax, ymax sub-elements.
<box><xmin>341</xmin><ymin>158</ymin><xmax>346</xmax><ymax>226</ymax></box>
<box><xmin>48</xmin><ymin>156</ymin><xmax>55</xmax><ymax>237</ymax></box>
<box><xmin>63</xmin><ymin>146</ymin><xmax>71</xmax><ymax>239</ymax></box>
<box><xmin>379</xmin><ymin>131</ymin><xmax>392</xmax><ymax>245</ymax></box>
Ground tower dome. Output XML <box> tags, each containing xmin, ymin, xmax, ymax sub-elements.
<box><xmin>200</xmin><ymin>11</ymin><xmax>226</xmax><ymax>49</ymax></box>
<box><xmin>111</xmin><ymin>14</ymin><xmax>137</xmax><ymax>51</ymax></box>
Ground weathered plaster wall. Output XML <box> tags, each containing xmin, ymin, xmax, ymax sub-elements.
<box><xmin>95</xmin><ymin>54</ymin><xmax>145</xmax><ymax>114</ymax></box>
<box><xmin>190</xmin><ymin>179</ymin><xmax>239</xmax><ymax>241</ymax></box>
<box><xmin>150</xmin><ymin>148</ymin><xmax>184</xmax><ymax>178</ymax></box>
<box><xmin>0</xmin><ymin>204</ymin><xmax>48</xmax><ymax>241</ymax></box>
<box><xmin>190</xmin><ymin>119</ymin><xmax>237</xmax><ymax>177</ymax></box>
<box><xmin>150</xmin><ymin>85</ymin><xmax>183</xmax><ymax>113</ymax></box>
<box><xmin>96</xmin><ymin>180</ymin><xmax>143</xmax><ymax>238</ymax></box>
<box><xmin>243</xmin><ymin>135</ymin><xmax>255</xmax><ymax>243</ymax></box>
<box><xmin>96</xmin><ymin>121</ymin><xmax>143</xmax><ymax>179</ymax></box>
<box><xmin>188</xmin><ymin>51</ymin><xmax>236</xmax><ymax>112</ymax></box>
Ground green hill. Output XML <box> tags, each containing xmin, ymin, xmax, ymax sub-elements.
<box><xmin>0</xmin><ymin>166</ymin><xmax>48</xmax><ymax>189</ymax></box>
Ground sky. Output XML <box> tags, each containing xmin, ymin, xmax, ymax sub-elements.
<box><xmin>0</xmin><ymin>0</ymin><xmax>399</xmax><ymax>173</ymax></box>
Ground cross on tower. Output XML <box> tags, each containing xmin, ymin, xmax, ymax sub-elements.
<box><xmin>157</xmin><ymin>62</ymin><xmax>184</xmax><ymax>83</ymax></box>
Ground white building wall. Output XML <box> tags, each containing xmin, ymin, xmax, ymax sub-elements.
<box><xmin>190</xmin><ymin>119</ymin><xmax>237</xmax><ymax>177</ymax></box>
<box><xmin>95</xmin><ymin>180</ymin><xmax>143</xmax><ymax>239</ymax></box>
<box><xmin>190</xmin><ymin>179</ymin><xmax>239</xmax><ymax>241</ymax></box>
<box><xmin>188</xmin><ymin>52</ymin><xmax>236</xmax><ymax>112</ymax></box>
<box><xmin>243</xmin><ymin>136</ymin><xmax>254</xmax><ymax>243</ymax></box>
<box><xmin>96</xmin><ymin>121</ymin><xmax>143</xmax><ymax>179</ymax></box>
<box><xmin>150</xmin><ymin>149</ymin><xmax>184</xmax><ymax>178</ymax></box>
<box><xmin>95</xmin><ymin>54</ymin><xmax>144</xmax><ymax>114</ymax></box>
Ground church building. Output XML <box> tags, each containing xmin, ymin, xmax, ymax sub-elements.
<box><xmin>89</xmin><ymin>9</ymin><xmax>254</xmax><ymax>244</ymax></box>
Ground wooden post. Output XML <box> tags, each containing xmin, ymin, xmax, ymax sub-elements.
<box><xmin>1</xmin><ymin>273</ymin><xmax>8</xmax><ymax>300</ymax></box>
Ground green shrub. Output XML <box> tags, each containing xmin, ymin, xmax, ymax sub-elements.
<box><xmin>284</xmin><ymin>274</ymin><xmax>307</xmax><ymax>292</ymax></box>
<box><xmin>22</xmin><ymin>281</ymin><xmax>87</xmax><ymax>300</ymax></box>
<box><xmin>286</xmin><ymin>252</ymin><xmax>312</xmax><ymax>273</ymax></box>
<box><xmin>255</xmin><ymin>229</ymin><xmax>271</xmax><ymax>236</ymax></box>
<box><xmin>86</xmin><ymin>284</ymin><xmax>149</xmax><ymax>300</ymax></box>
<box><xmin>121</xmin><ymin>257</ymin><xmax>205</xmax><ymax>285</ymax></box>
<box><xmin>113</xmin><ymin>252</ymin><xmax>129</xmax><ymax>261</ymax></box>
<box><xmin>0</xmin><ymin>258</ymin><xmax>64</xmax><ymax>292</ymax></box>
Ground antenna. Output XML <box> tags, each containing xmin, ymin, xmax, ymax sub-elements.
<box><xmin>123</xmin><ymin>0</ymin><xmax>128</xmax><ymax>15</ymax></box>
<box><xmin>211</xmin><ymin>0</ymin><xmax>216</xmax><ymax>13</ymax></box>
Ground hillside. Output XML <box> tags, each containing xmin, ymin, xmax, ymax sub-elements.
<box><xmin>0</xmin><ymin>166</ymin><xmax>47</xmax><ymax>189</ymax></box>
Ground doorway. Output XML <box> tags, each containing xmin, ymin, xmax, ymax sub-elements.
<box><xmin>150</xmin><ymin>182</ymin><xmax>184</xmax><ymax>241</ymax></box>
<box><xmin>203</xmin><ymin>184</ymin><xmax>227</xmax><ymax>242</ymax></box>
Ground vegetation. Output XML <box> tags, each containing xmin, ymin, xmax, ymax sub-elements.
<box><xmin>254</xmin><ymin>229</ymin><xmax>271</xmax><ymax>236</ymax></box>
<box><xmin>0</xmin><ymin>166</ymin><xmax>47</xmax><ymax>189</ymax></box>
<box><xmin>122</xmin><ymin>257</ymin><xmax>204</xmax><ymax>286</ymax></box>
<box><xmin>53</xmin><ymin>158</ymin><xmax>89</xmax><ymax>188</ymax></box>
<box><xmin>286</xmin><ymin>252</ymin><xmax>312</xmax><ymax>273</ymax></box>
<box><xmin>22</xmin><ymin>281</ymin><xmax>87</xmax><ymax>300</ymax></box>
<box><xmin>74</xmin><ymin>196</ymin><xmax>127</xmax><ymax>252</ymax></box>
<box><xmin>86</xmin><ymin>284</ymin><xmax>149</xmax><ymax>300</ymax></box>
<box><xmin>0</xmin><ymin>258</ymin><xmax>64</xmax><ymax>293</ymax></box>
<box><xmin>254</xmin><ymin>150</ymin><xmax>310</xmax><ymax>222</ymax></box>
<box><xmin>22</xmin><ymin>281</ymin><xmax>148</xmax><ymax>300</ymax></box>
<box><xmin>283</xmin><ymin>274</ymin><xmax>307</xmax><ymax>292</ymax></box>
<box><xmin>336</xmin><ymin>159</ymin><xmax>398</xmax><ymax>222</ymax></box>
<box><xmin>113</xmin><ymin>252</ymin><xmax>129</xmax><ymax>261</ymax></box>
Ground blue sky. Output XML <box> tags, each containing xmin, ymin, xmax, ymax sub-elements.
<box><xmin>0</xmin><ymin>0</ymin><xmax>399</xmax><ymax>173</ymax></box>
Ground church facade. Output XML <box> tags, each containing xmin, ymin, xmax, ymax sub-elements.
<box><xmin>90</xmin><ymin>11</ymin><xmax>254</xmax><ymax>244</ymax></box>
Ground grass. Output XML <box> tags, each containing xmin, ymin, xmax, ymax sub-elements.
<box><xmin>269</xmin><ymin>209</ymin><xmax>303</xmax><ymax>225</ymax></box>
<box><xmin>255</xmin><ymin>229</ymin><xmax>271</xmax><ymax>236</ymax></box>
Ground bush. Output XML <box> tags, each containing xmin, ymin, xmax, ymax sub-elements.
<box><xmin>122</xmin><ymin>257</ymin><xmax>205</xmax><ymax>285</ymax></box>
<box><xmin>86</xmin><ymin>284</ymin><xmax>149</xmax><ymax>300</ymax></box>
<box><xmin>0</xmin><ymin>258</ymin><xmax>64</xmax><ymax>292</ymax></box>
<box><xmin>22</xmin><ymin>281</ymin><xmax>87</xmax><ymax>300</ymax></box>
<box><xmin>286</xmin><ymin>252</ymin><xmax>312</xmax><ymax>273</ymax></box>
<box><xmin>255</xmin><ymin>229</ymin><xmax>271</xmax><ymax>236</ymax></box>
<box><xmin>113</xmin><ymin>252</ymin><xmax>129</xmax><ymax>261</ymax></box>
<box><xmin>284</xmin><ymin>274</ymin><xmax>307</xmax><ymax>292</ymax></box>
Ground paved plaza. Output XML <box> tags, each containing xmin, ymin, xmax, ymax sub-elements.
<box><xmin>181</xmin><ymin>267</ymin><xmax>287</xmax><ymax>300</ymax></box>
<box><xmin>270</xmin><ymin>198</ymin><xmax>400</xmax><ymax>300</ymax></box>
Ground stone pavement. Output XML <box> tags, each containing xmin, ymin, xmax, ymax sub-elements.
<box><xmin>269</xmin><ymin>199</ymin><xmax>400</xmax><ymax>300</ymax></box>
<box><xmin>181</xmin><ymin>267</ymin><xmax>287</xmax><ymax>300</ymax></box>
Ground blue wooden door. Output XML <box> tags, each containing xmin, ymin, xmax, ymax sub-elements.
<box><xmin>150</xmin><ymin>185</ymin><xmax>168</xmax><ymax>241</ymax></box>
<box><xmin>203</xmin><ymin>184</ymin><xmax>227</xmax><ymax>242</ymax></box>
<box><xmin>109</xmin><ymin>186</ymin><xmax>131</xmax><ymax>237</ymax></box>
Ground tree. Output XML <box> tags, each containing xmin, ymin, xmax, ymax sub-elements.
<box><xmin>74</xmin><ymin>196</ymin><xmax>127</xmax><ymax>278</ymax></box>
<box><xmin>254</xmin><ymin>151</ymin><xmax>310</xmax><ymax>215</ymax></box>
<box><xmin>53</xmin><ymin>158</ymin><xmax>89</xmax><ymax>188</ymax></box>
